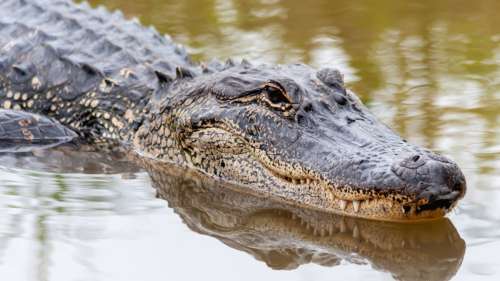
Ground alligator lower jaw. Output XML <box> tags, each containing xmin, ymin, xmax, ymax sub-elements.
<box><xmin>270</xmin><ymin>177</ymin><xmax>454</xmax><ymax>222</ymax></box>
<box><xmin>259</xmin><ymin>160</ymin><xmax>455</xmax><ymax>221</ymax></box>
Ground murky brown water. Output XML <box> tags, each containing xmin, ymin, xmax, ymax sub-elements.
<box><xmin>0</xmin><ymin>0</ymin><xmax>499</xmax><ymax>280</ymax></box>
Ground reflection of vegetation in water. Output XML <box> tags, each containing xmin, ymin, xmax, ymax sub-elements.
<box><xmin>35</xmin><ymin>212</ymin><xmax>49</xmax><ymax>281</ymax></box>
<box><xmin>86</xmin><ymin>0</ymin><xmax>499</xmax><ymax>176</ymax></box>
<box><xmin>0</xmin><ymin>171</ymin><xmax>63</xmax><ymax>281</ymax></box>
<box><xmin>51</xmin><ymin>175</ymin><xmax>68</xmax><ymax>213</ymax></box>
<box><xmin>0</xmin><ymin>185</ymin><xmax>23</xmax><ymax>269</ymax></box>
<box><xmin>0</xmin><ymin>166</ymin><xmax>154</xmax><ymax>279</ymax></box>
<box><xmin>0</xmin><ymin>173</ymin><xmax>71</xmax><ymax>281</ymax></box>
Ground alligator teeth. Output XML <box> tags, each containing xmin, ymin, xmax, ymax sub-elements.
<box><xmin>339</xmin><ymin>200</ymin><xmax>347</xmax><ymax>210</ymax></box>
<box><xmin>353</xmin><ymin>225</ymin><xmax>360</xmax><ymax>238</ymax></box>
<box><xmin>292</xmin><ymin>179</ymin><xmax>298</xmax><ymax>184</ymax></box>
<box><xmin>353</xmin><ymin>200</ymin><xmax>360</xmax><ymax>213</ymax></box>
<box><xmin>300</xmin><ymin>179</ymin><xmax>306</xmax><ymax>184</ymax></box>
<box><xmin>306</xmin><ymin>179</ymin><xmax>311</xmax><ymax>184</ymax></box>
<box><xmin>339</xmin><ymin>220</ymin><xmax>346</xmax><ymax>233</ymax></box>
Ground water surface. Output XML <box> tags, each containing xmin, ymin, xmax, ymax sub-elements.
<box><xmin>0</xmin><ymin>0</ymin><xmax>499</xmax><ymax>280</ymax></box>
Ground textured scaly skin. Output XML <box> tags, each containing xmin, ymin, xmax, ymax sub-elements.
<box><xmin>0</xmin><ymin>0</ymin><xmax>466</xmax><ymax>221</ymax></box>
<box><xmin>0</xmin><ymin>0</ymin><xmax>194</xmax><ymax>141</ymax></box>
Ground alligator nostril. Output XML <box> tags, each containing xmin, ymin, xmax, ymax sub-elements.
<box><xmin>396</xmin><ymin>154</ymin><xmax>426</xmax><ymax>169</ymax></box>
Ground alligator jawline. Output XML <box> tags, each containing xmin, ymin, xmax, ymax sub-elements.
<box><xmin>186</xmin><ymin>126</ymin><xmax>450</xmax><ymax>221</ymax></box>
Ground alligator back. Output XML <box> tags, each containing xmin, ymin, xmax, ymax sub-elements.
<box><xmin>0</xmin><ymin>0</ymin><xmax>193</xmax><ymax>138</ymax></box>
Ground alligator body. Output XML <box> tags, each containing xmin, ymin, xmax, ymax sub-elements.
<box><xmin>0</xmin><ymin>0</ymin><xmax>466</xmax><ymax>221</ymax></box>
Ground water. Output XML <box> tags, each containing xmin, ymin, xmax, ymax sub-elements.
<box><xmin>0</xmin><ymin>0</ymin><xmax>499</xmax><ymax>280</ymax></box>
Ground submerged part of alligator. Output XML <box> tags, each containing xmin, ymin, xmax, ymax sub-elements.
<box><xmin>0</xmin><ymin>0</ymin><xmax>466</xmax><ymax>221</ymax></box>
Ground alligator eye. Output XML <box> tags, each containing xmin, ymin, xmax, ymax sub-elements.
<box><xmin>265</xmin><ymin>85</ymin><xmax>289</xmax><ymax>104</ymax></box>
<box><xmin>261</xmin><ymin>82</ymin><xmax>292</xmax><ymax>111</ymax></box>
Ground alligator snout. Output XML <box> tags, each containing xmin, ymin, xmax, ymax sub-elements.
<box><xmin>391</xmin><ymin>152</ymin><xmax>466</xmax><ymax>211</ymax></box>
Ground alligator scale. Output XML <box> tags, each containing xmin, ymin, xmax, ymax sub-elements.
<box><xmin>0</xmin><ymin>0</ymin><xmax>466</xmax><ymax>221</ymax></box>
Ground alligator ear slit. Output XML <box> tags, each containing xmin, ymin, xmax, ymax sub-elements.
<box><xmin>12</xmin><ymin>64</ymin><xmax>30</xmax><ymax>76</ymax></box>
<box><xmin>154</xmin><ymin>70</ymin><xmax>174</xmax><ymax>84</ymax></box>
<box><xmin>80</xmin><ymin>63</ymin><xmax>100</xmax><ymax>76</ymax></box>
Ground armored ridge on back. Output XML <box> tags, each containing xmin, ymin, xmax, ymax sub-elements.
<box><xmin>0</xmin><ymin>0</ymin><xmax>466</xmax><ymax>221</ymax></box>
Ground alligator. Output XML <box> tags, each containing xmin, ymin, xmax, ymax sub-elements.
<box><xmin>0</xmin><ymin>0</ymin><xmax>466</xmax><ymax>221</ymax></box>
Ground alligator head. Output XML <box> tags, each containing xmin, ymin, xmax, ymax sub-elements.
<box><xmin>136</xmin><ymin>62</ymin><xmax>466</xmax><ymax>221</ymax></box>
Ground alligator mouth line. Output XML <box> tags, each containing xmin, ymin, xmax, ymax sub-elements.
<box><xmin>256</xmin><ymin>153</ymin><xmax>454</xmax><ymax>221</ymax></box>
<box><xmin>189</xmin><ymin>127</ymin><xmax>454</xmax><ymax>221</ymax></box>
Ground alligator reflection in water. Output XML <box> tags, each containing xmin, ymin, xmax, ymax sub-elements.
<box><xmin>142</xmin><ymin>159</ymin><xmax>465</xmax><ymax>281</ymax></box>
<box><xmin>0</xmin><ymin>147</ymin><xmax>465</xmax><ymax>281</ymax></box>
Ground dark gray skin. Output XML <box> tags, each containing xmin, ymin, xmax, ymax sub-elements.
<box><xmin>0</xmin><ymin>0</ymin><xmax>466</xmax><ymax>221</ymax></box>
